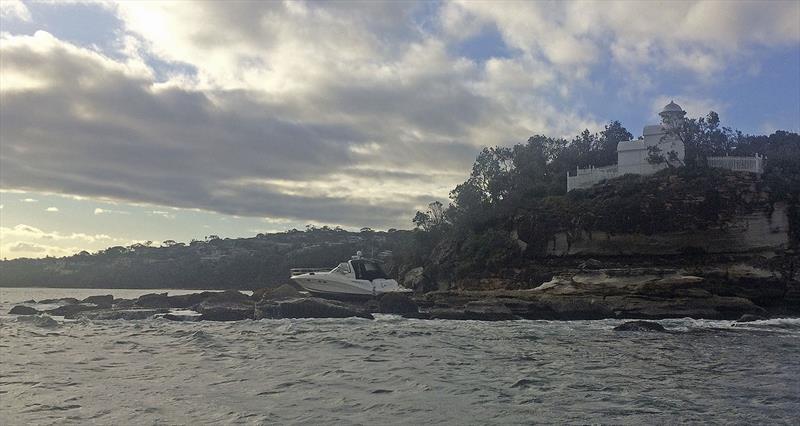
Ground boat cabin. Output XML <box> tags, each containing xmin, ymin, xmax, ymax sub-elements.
<box><xmin>331</xmin><ymin>259</ymin><xmax>389</xmax><ymax>281</ymax></box>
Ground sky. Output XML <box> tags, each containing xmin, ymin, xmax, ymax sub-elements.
<box><xmin>1</xmin><ymin>0</ymin><xmax>799</xmax><ymax>259</ymax></box>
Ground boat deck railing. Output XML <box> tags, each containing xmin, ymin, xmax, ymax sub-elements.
<box><xmin>290</xmin><ymin>268</ymin><xmax>333</xmax><ymax>276</ymax></box>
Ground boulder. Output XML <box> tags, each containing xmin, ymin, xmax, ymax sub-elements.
<box><xmin>194</xmin><ymin>300</ymin><xmax>255</xmax><ymax>321</ymax></box>
<box><xmin>463</xmin><ymin>300</ymin><xmax>516</xmax><ymax>321</ymax></box>
<box><xmin>9</xmin><ymin>305</ymin><xmax>39</xmax><ymax>315</ymax></box>
<box><xmin>77</xmin><ymin>309</ymin><xmax>168</xmax><ymax>320</ymax></box>
<box><xmin>161</xmin><ymin>311</ymin><xmax>202</xmax><ymax>322</ymax></box>
<box><xmin>135</xmin><ymin>293</ymin><xmax>171</xmax><ymax>308</ymax></box>
<box><xmin>404</xmin><ymin>267</ymin><xmax>433</xmax><ymax>293</ymax></box>
<box><xmin>113</xmin><ymin>298</ymin><xmax>136</xmax><ymax>308</ymax></box>
<box><xmin>46</xmin><ymin>303</ymin><xmax>103</xmax><ymax>318</ymax></box>
<box><xmin>257</xmin><ymin>297</ymin><xmax>373</xmax><ymax>320</ymax></box>
<box><xmin>614</xmin><ymin>321</ymin><xmax>666</xmax><ymax>332</ymax></box>
<box><xmin>17</xmin><ymin>315</ymin><xmax>60</xmax><ymax>328</ymax></box>
<box><xmin>82</xmin><ymin>295</ymin><xmax>114</xmax><ymax>308</ymax></box>
<box><xmin>39</xmin><ymin>297</ymin><xmax>80</xmax><ymax>305</ymax></box>
<box><xmin>254</xmin><ymin>284</ymin><xmax>302</xmax><ymax>302</ymax></box>
<box><xmin>378</xmin><ymin>293</ymin><xmax>418</xmax><ymax>314</ymax></box>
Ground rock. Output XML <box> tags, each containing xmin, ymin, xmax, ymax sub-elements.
<box><xmin>82</xmin><ymin>295</ymin><xmax>113</xmax><ymax>308</ymax></box>
<box><xmin>194</xmin><ymin>301</ymin><xmax>255</xmax><ymax>321</ymax></box>
<box><xmin>18</xmin><ymin>315</ymin><xmax>60</xmax><ymax>328</ymax></box>
<box><xmin>46</xmin><ymin>303</ymin><xmax>103</xmax><ymax>318</ymax></box>
<box><xmin>735</xmin><ymin>314</ymin><xmax>768</xmax><ymax>323</ymax></box>
<box><xmin>254</xmin><ymin>284</ymin><xmax>302</xmax><ymax>302</ymax></box>
<box><xmin>463</xmin><ymin>300</ymin><xmax>516</xmax><ymax>321</ymax></box>
<box><xmin>257</xmin><ymin>297</ymin><xmax>373</xmax><ymax>320</ymax></box>
<box><xmin>113</xmin><ymin>298</ymin><xmax>136</xmax><ymax>308</ymax></box>
<box><xmin>77</xmin><ymin>309</ymin><xmax>168</xmax><ymax>320</ymax></box>
<box><xmin>21</xmin><ymin>299</ymin><xmax>36</xmax><ymax>304</ymax></box>
<box><xmin>39</xmin><ymin>297</ymin><xmax>80</xmax><ymax>305</ymax></box>
<box><xmin>161</xmin><ymin>311</ymin><xmax>202</xmax><ymax>322</ymax></box>
<box><xmin>614</xmin><ymin>321</ymin><xmax>666</xmax><ymax>332</ymax></box>
<box><xmin>404</xmin><ymin>267</ymin><xmax>433</xmax><ymax>293</ymax></box>
<box><xmin>9</xmin><ymin>305</ymin><xmax>39</xmax><ymax>315</ymax></box>
<box><xmin>378</xmin><ymin>293</ymin><xmax>418</xmax><ymax>314</ymax></box>
<box><xmin>135</xmin><ymin>293</ymin><xmax>171</xmax><ymax>308</ymax></box>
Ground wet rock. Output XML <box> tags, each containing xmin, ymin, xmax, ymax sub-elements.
<box><xmin>46</xmin><ymin>303</ymin><xmax>103</xmax><ymax>318</ymax></box>
<box><xmin>614</xmin><ymin>321</ymin><xmax>666</xmax><ymax>332</ymax></box>
<box><xmin>194</xmin><ymin>301</ymin><xmax>255</xmax><ymax>321</ymax></box>
<box><xmin>257</xmin><ymin>297</ymin><xmax>373</xmax><ymax>320</ymax></box>
<box><xmin>463</xmin><ymin>300</ymin><xmax>516</xmax><ymax>321</ymax></box>
<box><xmin>39</xmin><ymin>297</ymin><xmax>80</xmax><ymax>305</ymax></box>
<box><xmin>135</xmin><ymin>293</ymin><xmax>171</xmax><ymax>308</ymax></box>
<box><xmin>17</xmin><ymin>315</ymin><xmax>60</xmax><ymax>328</ymax></box>
<box><xmin>113</xmin><ymin>298</ymin><xmax>136</xmax><ymax>308</ymax></box>
<box><xmin>77</xmin><ymin>309</ymin><xmax>168</xmax><ymax>320</ymax></box>
<box><xmin>735</xmin><ymin>314</ymin><xmax>768</xmax><ymax>323</ymax></box>
<box><xmin>378</xmin><ymin>293</ymin><xmax>418</xmax><ymax>314</ymax></box>
<box><xmin>161</xmin><ymin>311</ymin><xmax>202</xmax><ymax>322</ymax></box>
<box><xmin>254</xmin><ymin>284</ymin><xmax>302</xmax><ymax>302</ymax></box>
<box><xmin>9</xmin><ymin>305</ymin><xmax>38</xmax><ymax>315</ymax></box>
<box><xmin>82</xmin><ymin>295</ymin><xmax>113</xmax><ymax>308</ymax></box>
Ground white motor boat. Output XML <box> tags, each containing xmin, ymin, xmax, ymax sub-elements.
<box><xmin>290</xmin><ymin>252</ymin><xmax>411</xmax><ymax>296</ymax></box>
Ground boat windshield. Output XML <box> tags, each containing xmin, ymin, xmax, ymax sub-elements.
<box><xmin>331</xmin><ymin>262</ymin><xmax>351</xmax><ymax>275</ymax></box>
<box><xmin>351</xmin><ymin>260</ymin><xmax>389</xmax><ymax>280</ymax></box>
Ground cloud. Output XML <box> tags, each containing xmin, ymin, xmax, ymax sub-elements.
<box><xmin>0</xmin><ymin>224</ymin><xmax>113</xmax><ymax>243</ymax></box>
<box><xmin>0</xmin><ymin>0</ymin><xmax>31</xmax><ymax>22</ymax></box>
<box><xmin>94</xmin><ymin>208</ymin><xmax>129</xmax><ymax>215</ymax></box>
<box><xmin>21</xmin><ymin>198</ymin><xmax>37</xmax><ymax>203</ymax></box>
<box><xmin>45</xmin><ymin>206</ymin><xmax>59</xmax><ymax>212</ymax></box>
<box><xmin>0</xmin><ymin>1</ymin><xmax>798</xmax><ymax>231</ymax></box>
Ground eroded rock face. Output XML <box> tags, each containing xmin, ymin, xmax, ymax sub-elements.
<box><xmin>256</xmin><ymin>297</ymin><xmax>373</xmax><ymax>320</ymax></box>
<box><xmin>9</xmin><ymin>305</ymin><xmax>38</xmax><ymax>315</ymax></box>
<box><xmin>416</xmin><ymin>267</ymin><xmax>770</xmax><ymax>320</ymax></box>
<box><xmin>614</xmin><ymin>321</ymin><xmax>666</xmax><ymax>332</ymax></box>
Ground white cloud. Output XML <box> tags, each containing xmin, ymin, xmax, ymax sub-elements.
<box><xmin>94</xmin><ymin>208</ymin><xmax>129</xmax><ymax>215</ymax></box>
<box><xmin>0</xmin><ymin>224</ymin><xmax>113</xmax><ymax>243</ymax></box>
<box><xmin>21</xmin><ymin>198</ymin><xmax>37</xmax><ymax>203</ymax></box>
<box><xmin>0</xmin><ymin>0</ymin><xmax>31</xmax><ymax>22</ymax></box>
<box><xmin>0</xmin><ymin>1</ymin><xmax>797</xmax><ymax>232</ymax></box>
<box><xmin>45</xmin><ymin>206</ymin><xmax>59</xmax><ymax>212</ymax></box>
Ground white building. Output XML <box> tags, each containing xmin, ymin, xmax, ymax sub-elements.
<box><xmin>567</xmin><ymin>101</ymin><xmax>765</xmax><ymax>191</ymax></box>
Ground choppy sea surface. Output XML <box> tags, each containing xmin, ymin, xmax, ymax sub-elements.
<box><xmin>1</xmin><ymin>287</ymin><xmax>799</xmax><ymax>425</ymax></box>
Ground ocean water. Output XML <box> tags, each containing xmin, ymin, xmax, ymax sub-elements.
<box><xmin>1</xmin><ymin>288</ymin><xmax>799</xmax><ymax>425</ymax></box>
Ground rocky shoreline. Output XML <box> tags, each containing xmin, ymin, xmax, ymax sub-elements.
<box><xmin>7</xmin><ymin>261</ymin><xmax>799</xmax><ymax>324</ymax></box>
<box><xmin>9</xmin><ymin>262</ymin><xmax>800</xmax><ymax>321</ymax></box>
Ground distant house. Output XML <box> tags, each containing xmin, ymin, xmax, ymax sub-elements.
<box><xmin>567</xmin><ymin>101</ymin><xmax>765</xmax><ymax>191</ymax></box>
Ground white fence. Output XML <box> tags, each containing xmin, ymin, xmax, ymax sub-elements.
<box><xmin>567</xmin><ymin>154</ymin><xmax>765</xmax><ymax>191</ymax></box>
<box><xmin>707</xmin><ymin>154</ymin><xmax>765</xmax><ymax>174</ymax></box>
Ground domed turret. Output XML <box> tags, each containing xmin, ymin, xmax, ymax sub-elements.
<box><xmin>659</xmin><ymin>100</ymin><xmax>686</xmax><ymax>127</ymax></box>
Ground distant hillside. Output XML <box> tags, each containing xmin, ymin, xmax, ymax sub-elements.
<box><xmin>0</xmin><ymin>228</ymin><xmax>418</xmax><ymax>289</ymax></box>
